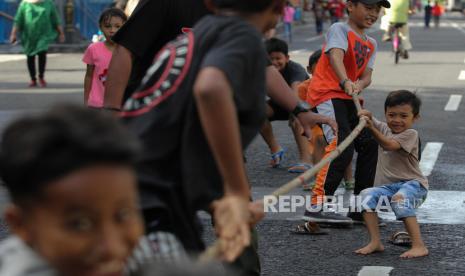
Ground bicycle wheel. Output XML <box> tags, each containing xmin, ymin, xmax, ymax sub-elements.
<box><xmin>393</xmin><ymin>31</ymin><xmax>401</xmax><ymax>64</ymax></box>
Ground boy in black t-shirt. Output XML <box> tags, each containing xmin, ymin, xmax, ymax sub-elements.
<box><xmin>121</xmin><ymin>0</ymin><xmax>286</xmax><ymax>263</ymax></box>
<box><xmin>261</xmin><ymin>38</ymin><xmax>312</xmax><ymax>173</ymax></box>
<box><xmin>106</xmin><ymin>0</ymin><xmax>210</xmax><ymax>105</ymax></box>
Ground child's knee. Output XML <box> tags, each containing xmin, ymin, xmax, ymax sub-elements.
<box><xmin>391</xmin><ymin>193</ymin><xmax>417</xmax><ymax>220</ymax></box>
<box><xmin>360</xmin><ymin>188</ymin><xmax>382</xmax><ymax>211</ymax></box>
<box><xmin>392</xmin><ymin>193</ymin><xmax>404</xmax><ymax>202</ymax></box>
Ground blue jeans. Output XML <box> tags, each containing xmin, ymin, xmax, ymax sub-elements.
<box><xmin>284</xmin><ymin>22</ymin><xmax>292</xmax><ymax>42</ymax></box>
<box><xmin>360</xmin><ymin>180</ymin><xmax>428</xmax><ymax>220</ymax></box>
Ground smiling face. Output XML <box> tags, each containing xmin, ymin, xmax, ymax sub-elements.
<box><xmin>7</xmin><ymin>165</ymin><xmax>144</xmax><ymax>276</ymax></box>
<box><xmin>269</xmin><ymin>51</ymin><xmax>289</xmax><ymax>72</ymax></box>
<box><xmin>385</xmin><ymin>104</ymin><xmax>418</xmax><ymax>134</ymax></box>
<box><xmin>347</xmin><ymin>1</ymin><xmax>381</xmax><ymax>30</ymax></box>
<box><xmin>100</xmin><ymin>16</ymin><xmax>125</xmax><ymax>41</ymax></box>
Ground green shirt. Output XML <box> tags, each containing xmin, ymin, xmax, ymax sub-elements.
<box><xmin>14</xmin><ymin>0</ymin><xmax>61</xmax><ymax>56</ymax></box>
<box><xmin>385</xmin><ymin>0</ymin><xmax>410</xmax><ymax>24</ymax></box>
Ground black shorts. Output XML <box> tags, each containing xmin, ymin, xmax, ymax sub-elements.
<box><xmin>267</xmin><ymin>99</ymin><xmax>290</xmax><ymax>121</ymax></box>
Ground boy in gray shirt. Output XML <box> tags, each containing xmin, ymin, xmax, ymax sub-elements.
<box><xmin>355</xmin><ymin>90</ymin><xmax>429</xmax><ymax>258</ymax></box>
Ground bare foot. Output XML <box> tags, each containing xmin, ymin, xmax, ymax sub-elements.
<box><xmin>355</xmin><ymin>242</ymin><xmax>385</xmax><ymax>255</ymax></box>
<box><xmin>400</xmin><ymin>246</ymin><xmax>429</xmax><ymax>258</ymax></box>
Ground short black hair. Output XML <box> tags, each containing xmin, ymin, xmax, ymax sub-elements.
<box><xmin>211</xmin><ymin>0</ymin><xmax>285</xmax><ymax>13</ymax></box>
<box><xmin>385</xmin><ymin>90</ymin><xmax>422</xmax><ymax>116</ymax></box>
<box><xmin>99</xmin><ymin>7</ymin><xmax>127</xmax><ymax>26</ymax></box>
<box><xmin>0</xmin><ymin>106</ymin><xmax>140</xmax><ymax>204</ymax></box>
<box><xmin>265</xmin><ymin>38</ymin><xmax>289</xmax><ymax>56</ymax></box>
<box><xmin>308</xmin><ymin>49</ymin><xmax>322</xmax><ymax>67</ymax></box>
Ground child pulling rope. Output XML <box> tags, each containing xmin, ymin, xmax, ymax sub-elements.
<box><xmin>200</xmin><ymin>94</ymin><xmax>367</xmax><ymax>261</ymax></box>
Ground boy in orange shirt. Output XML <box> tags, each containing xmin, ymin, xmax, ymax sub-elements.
<box><xmin>299</xmin><ymin>0</ymin><xmax>391</xmax><ymax>227</ymax></box>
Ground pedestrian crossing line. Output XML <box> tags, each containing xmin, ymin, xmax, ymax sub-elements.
<box><xmin>408</xmin><ymin>21</ymin><xmax>465</xmax><ymax>29</ymax></box>
<box><xmin>419</xmin><ymin>142</ymin><xmax>443</xmax><ymax>177</ymax></box>
<box><xmin>447</xmin><ymin>20</ymin><xmax>465</xmax><ymax>36</ymax></box>
<box><xmin>459</xmin><ymin>70</ymin><xmax>465</xmax><ymax>80</ymax></box>
<box><xmin>444</xmin><ymin>94</ymin><xmax>462</xmax><ymax>111</ymax></box>
<box><xmin>358</xmin><ymin>266</ymin><xmax>393</xmax><ymax>276</ymax></box>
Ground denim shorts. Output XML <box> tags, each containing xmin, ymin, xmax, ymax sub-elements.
<box><xmin>360</xmin><ymin>180</ymin><xmax>428</xmax><ymax>220</ymax></box>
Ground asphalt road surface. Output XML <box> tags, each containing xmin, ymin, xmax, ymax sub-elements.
<box><xmin>0</xmin><ymin>12</ymin><xmax>464</xmax><ymax>276</ymax></box>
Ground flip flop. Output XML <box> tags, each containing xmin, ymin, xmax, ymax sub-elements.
<box><xmin>288</xmin><ymin>163</ymin><xmax>312</xmax><ymax>173</ymax></box>
<box><xmin>270</xmin><ymin>148</ymin><xmax>285</xmax><ymax>168</ymax></box>
<box><xmin>388</xmin><ymin>231</ymin><xmax>411</xmax><ymax>247</ymax></box>
<box><xmin>291</xmin><ymin>222</ymin><xmax>328</xmax><ymax>235</ymax></box>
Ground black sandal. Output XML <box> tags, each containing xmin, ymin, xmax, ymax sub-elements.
<box><xmin>388</xmin><ymin>231</ymin><xmax>411</xmax><ymax>247</ymax></box>
<box><xmin>291</xmin><ymin>222</ymin><xmax>329</xmax><ymax>235</ymax></box>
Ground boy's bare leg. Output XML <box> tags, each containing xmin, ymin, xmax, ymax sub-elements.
<box><xmin>312</xmin><ymin>136</ymin><xmax>327</xmax><ymax>164</ymax></box>
<box><xmin>259</xmin><ymin>120</ymin><xmax>281</xmax><ymax>153</ymax></box>
<box><xmin>290</xmin><ymin>119</ymin><xmax>312</xmax><ymax>164</ymax></box>
<box><xmin>400</xmin><ymin>217</ymin><xmax>429</xmax><ymax>258</ymax></box>
<box><xmin>355</xmin><ymin>212</ymin><xmax>385</xmax><ymax>255</ymax></box>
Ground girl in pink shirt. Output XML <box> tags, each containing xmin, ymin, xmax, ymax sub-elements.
<box><xmin>283</xmin><ymin>2</ymin><xmax>295</xmax><ymax>42</ymax></box>
<box><xmin>83</xmin><ymin>8</ymin><xmax>127</xmax><ymax>108</ymax></box>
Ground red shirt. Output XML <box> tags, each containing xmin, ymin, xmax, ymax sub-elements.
<box><xmin>307</xmin><ymin>23</ymin><xmax>377</xmax><ymax>107</ymax></box>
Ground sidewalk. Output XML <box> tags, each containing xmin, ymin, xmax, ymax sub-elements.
<box><xmin>0</xmin><ymin>42</ymin><xmax>89</xmax><ymax>54</ymax></box>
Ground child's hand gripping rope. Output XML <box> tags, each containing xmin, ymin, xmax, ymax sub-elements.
<box><xmin>199</xmin><ymin>94</ymin><xmax>367</xmax><ymax>262</ymax></box>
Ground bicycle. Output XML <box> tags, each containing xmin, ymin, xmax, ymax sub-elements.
<box><xmin>391</xmin><ymin>23</ymin><xmax>405</xmax><ymax>64</ymax></box>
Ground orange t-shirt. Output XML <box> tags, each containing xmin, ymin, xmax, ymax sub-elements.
<box><xmin>307</xmin><ymin>23</ymin><xmax>377</xmax><ymax>107</ymax></box>
<box><xmin>298</xmin><ymin>78</ymin><xmax>311</xmax><ymax>102</ymax></box>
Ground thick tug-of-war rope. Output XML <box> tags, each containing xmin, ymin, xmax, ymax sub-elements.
<box><xmin>199</xmin><ymin>94</ymin><xmax>366</xmax><ymax>262</ymax></box>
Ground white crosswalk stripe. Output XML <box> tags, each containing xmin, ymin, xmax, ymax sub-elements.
<box><xmin>444</xmin><ymin>95</ymin><xmax>462</xmax><ymax>111</ymax></box>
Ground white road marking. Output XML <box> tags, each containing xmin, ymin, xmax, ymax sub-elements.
<box><xmin>358</xmin><ymin>266</ymin><xmax>394</xmax><ymax>276</ymax></box>
<box><xmin>447</xmin><ymin>20</ymin><xmax>465</xmax><ymax>36</ymax></box>
<box><xmin>0</xmin><ymin>55</ymin><xmax>26</xmax><ymax>63</ymax></box>
<box><xmin>305</xmin><ymin>34</ymin><xmax>324</xmax><ymax>42</ymax></box>
<box><xmin>459</xmin><ymin>70</ymin><xmax>465</xmax><ymax>80</ymax></box>
<box><xmin>444</xmin><ymin>95</ymin><xmax>462</xmax><ymax>111</ymax></box>
<box><xmin>0</xmin><ymin>54</ymin><xmax>61</xmax><ymax>63</ymax></box>
<box><xmin>419</xmin><ymin>142</ymin><xmax>443</xmax><ymax>177</ymax></box>
<box><xmin>378</xmin><ymin>190</ymin><xmax>465</xmax><ymax>224</ymax></box>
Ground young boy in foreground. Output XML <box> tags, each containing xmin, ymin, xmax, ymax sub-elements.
<box><xmin>356</xmin><ymin>90</ymin><xmax>429</xmax><ymax>258</ymax></box>
<box><xmin>0</xmin><ymin>106</ymin><xmax>144</xmax><ymax>275</ymax></box>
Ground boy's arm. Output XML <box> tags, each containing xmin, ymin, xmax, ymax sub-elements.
<box><xmin>194</xmin><ymin>66</ymin><xmax>251</xmax><ymax>262</ymax></box>
<box><xmin>104</xmin><ymin>45</ymin><xmax>134</xmax><ymax>110</ymax></box>
<box><xmin>359</xmin><ymin>110</ymin><xmax>401</xmax><ymax>151</ymax></box>
<box><xmin>354</xmin><ymin>68</ymin><xmax>373</xmax><ymax>94</ymax></box>
<box><xmin>329</xmin><ymin>48</ymin><xmax>357</xmax><ymax>95</ymax></box>
<box><xmin>266</xmin><ymin>66</ymin><xmax>338</xmax><ymax>137</ymax></box>
<box><xmin>369</xmin><ymin>124</ymin><xmax>401</xmax><ymax>151</ymax></box>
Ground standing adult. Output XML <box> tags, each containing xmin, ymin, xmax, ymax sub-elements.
<box><xmin>312</xmin><ymin>0</ymin><xmax>326</xmax><ymax>35</ymax></box>
<box><xmin>432</xmin><ymin>1</ymin><xmax>443</xmax><ymax>28</ymax></box>
<box><xmin>9</xmin><ymin>0</ymin><xmax>65</xmax><ymax>87</ymax></box>
<box><xmin>424</xmin><ymin>1</ymin><xmax>432</xmax><ymax>28</ymax></box>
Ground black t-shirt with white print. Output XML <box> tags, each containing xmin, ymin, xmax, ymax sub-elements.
<box><xmin>121</xmin><ymin>15</ymin><xmax>267</xmax><ymax>251</ymax></box>
<box><xmin>112</xmin><ymin>0</ymin><xmax>210</xmax><ymax>101</ymax></box>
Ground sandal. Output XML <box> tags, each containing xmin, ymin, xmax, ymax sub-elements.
<box><xmin>388</xmin><ymin>231</ymin><xmax>411</xmax><ymax>247</ymax></box>
<box><xmin>270</xmin><ymin>148</ymin><xmax>285</xmax><ymax>168</ymax></box>
<box><xmin>288</xmin><ymin>163</ymin><xmax>312</xmax><ymax>173</ymax></box>
<box><xmin>291</xmin><ymin>222</ymin><xmax>328</xmax><ymax>235</ymax></box>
